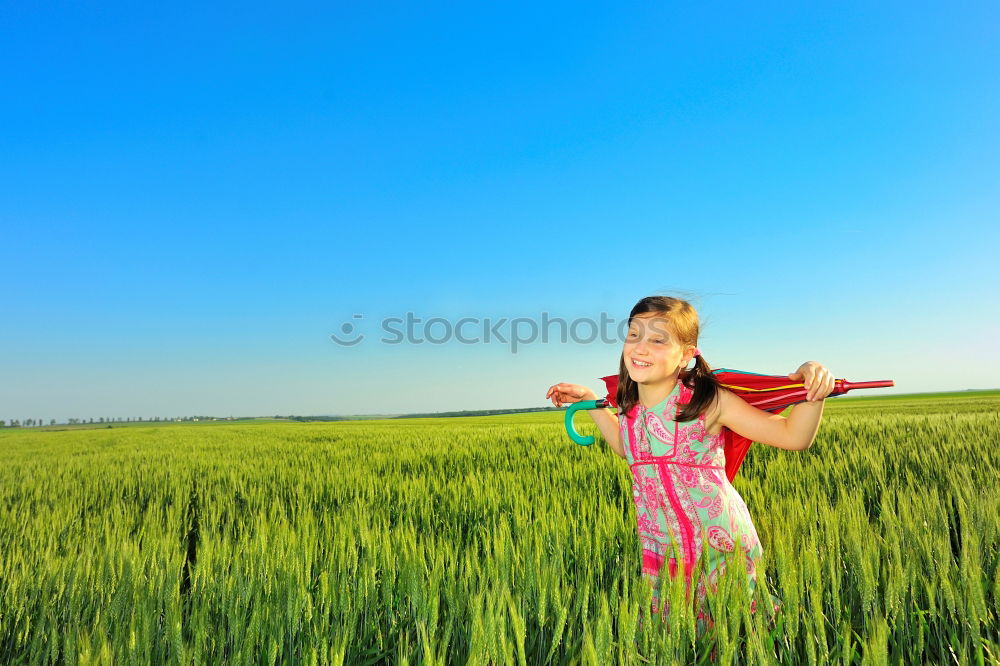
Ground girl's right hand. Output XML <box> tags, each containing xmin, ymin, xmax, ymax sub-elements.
<box><xmin>545</xmin><ymin>383</ymin><xmax>598</xmax><ymax>408</ymax></box>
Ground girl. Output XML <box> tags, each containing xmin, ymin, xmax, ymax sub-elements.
<box><xmin>545</xmin><ymin>295</ymin><xmax>834</xmax><ymax>627</ymax></box>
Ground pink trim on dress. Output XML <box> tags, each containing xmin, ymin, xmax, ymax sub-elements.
<box><xmin>642</xmin><ymin>550</ymin><xmax>678</xmax><ymax>578</ymax></box>
<box><xmin>655</xmin><ymin>461</ymin><xmax>697</xmax><ymax>583</ymax></box>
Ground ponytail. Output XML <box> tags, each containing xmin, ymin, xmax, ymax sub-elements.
<box><xmin>615</xmin><ymin>354</ymin><xmax>639</xmax><ymax>418</ymax></box>
<box><xmin>676</xmin><ymin>354</ymin><xmax>720</xmax><ymax>422</ymax></box>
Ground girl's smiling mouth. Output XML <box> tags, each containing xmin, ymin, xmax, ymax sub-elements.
<box><xmin>631</xmin><ymin>358</ymin><xmax>653</xmax><ymax>368</ymax></box>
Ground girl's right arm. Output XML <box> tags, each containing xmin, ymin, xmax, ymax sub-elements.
<box><xmin>710</xmin><ymin>387</ymin><xmax>826</xmax><ymax>451</ymax></box>
<box><xmin>545</xmin><ymin>383</ymin><xmax>625</xmax><ymax>458</ymax></box>
<box><xmin>587</xmin><ymin>406</ymin><xmax>625</xmax><ymax>458</ymax></box>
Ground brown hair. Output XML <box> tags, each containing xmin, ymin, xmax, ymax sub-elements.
<box><xmin>615</xmin><ymin>295</ymin><xmax>720</xmax><ymax>422</ymax></box>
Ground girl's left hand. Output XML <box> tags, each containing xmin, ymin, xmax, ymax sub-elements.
<box><xmin>788</xmin><ymin>361</ymin><xmax>835</xmax><ymax>402</ymax></box>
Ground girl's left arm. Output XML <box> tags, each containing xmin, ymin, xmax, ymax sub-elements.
<box><xmin>712</xmin><ymin>361</ymin><xmax>835</xmax><ymax>451</ymax></box>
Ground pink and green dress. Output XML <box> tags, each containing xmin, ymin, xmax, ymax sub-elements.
<box><xmin>619</xmin><ymin>380</ymin><xmax>769</xmax><ymax>619</ymax></box>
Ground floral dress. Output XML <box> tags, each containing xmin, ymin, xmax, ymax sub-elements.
<box><xmin>620</xmin><ymin>380</ymin><xmax>771</xmax><ymax>622</ymax></box>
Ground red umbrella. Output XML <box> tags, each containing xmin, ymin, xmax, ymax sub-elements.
<box><xmin>598</xmin><ymin>368</ymin><xmax>894</xmax><ymax>482</ymax></box>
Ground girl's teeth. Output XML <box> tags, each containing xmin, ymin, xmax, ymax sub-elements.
<box><xmin>633</xmin><ymin>360</ymin><xmax>651</xmax><ymax>367</ymax></box>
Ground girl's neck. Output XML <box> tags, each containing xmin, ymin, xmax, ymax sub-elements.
<box><xmin>637</xmin><ymin>373</ymin><xmax>681</xmax><ymax>409</ymax></box>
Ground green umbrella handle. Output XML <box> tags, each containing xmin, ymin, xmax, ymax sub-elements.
<box><xmin>564</xmin><ymin>398</ymin><xmax>609</xmax><ymax>446</ymax></box>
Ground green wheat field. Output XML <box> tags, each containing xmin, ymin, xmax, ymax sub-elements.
<box><xmin>1</xmin><ymin>391</ymin><xmax>998</xmax><ymax>665</ymax></box>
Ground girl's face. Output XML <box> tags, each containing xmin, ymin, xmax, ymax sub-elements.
<box><xmin>623</xmin><ymin>314</ymin><xmax>695</xmax><ymax>384</ymax></box>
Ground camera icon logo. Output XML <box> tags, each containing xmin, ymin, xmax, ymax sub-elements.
<box><xmin>330</xmin><ymin>314</ymin><xmax>365</xmax><ymax>346</ymax></box>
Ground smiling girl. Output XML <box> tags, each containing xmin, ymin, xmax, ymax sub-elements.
<box><xmin>545</xmin><ymin>295</ymin><xmax>834</xmax><ymax>627</ymax></box>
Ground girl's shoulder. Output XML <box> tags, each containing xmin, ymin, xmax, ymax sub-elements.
<box><xmin>702</xmin><ymin>386</ymin><xmax>734</xmax><ymax>434</ymax></box>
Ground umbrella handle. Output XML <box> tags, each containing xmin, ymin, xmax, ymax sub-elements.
<box><xmin>564</xmin><ymin>399</ymin><xmax>609</xmax><ymax>446</ymax></box>
<box><xmin>838</xmin><ymin>380</ymin><xmax>895</xmax><ymax>392</ymax></box>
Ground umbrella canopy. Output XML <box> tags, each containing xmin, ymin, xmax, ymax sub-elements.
<box><xmin>597</xmin><ymin>369</ymin><xmax>893</xmax><ymax>482</ymax></box>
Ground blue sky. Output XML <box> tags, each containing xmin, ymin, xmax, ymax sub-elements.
<box><xmin>2</xmin><ymin>2</ymin><xmax>998</xmax><ymax>421</ymax></box>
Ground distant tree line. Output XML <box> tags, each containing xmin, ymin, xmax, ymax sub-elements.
<box><xmin>0</xmin><ymin>416</ymin><xmax>250</xmax><ymax>428</ymax></box>
<box><xmin>392</xmin><ymin>406</ymin><xmax>560</xmax><ymax>419</ymax></box>
<box><xmin>0</xmin><ymin>407</ymin><xmax>564</xmax><ymax>428</ymax></box>
<box><xmin>273</xmin><ymin>415</ymin><xmax>358</xmax><ymax>422</ymax></box>
<box><xmin>0</xmin><ymin>419</ymin><xmax>52</xmax><ymax>427</ymax></box>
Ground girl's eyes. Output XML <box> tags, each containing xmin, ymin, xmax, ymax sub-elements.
<box><xmin>626</xmin><ymin>333</ymin><xmax>665</xmax><ymax>344</ymax></box>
